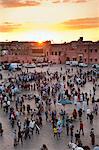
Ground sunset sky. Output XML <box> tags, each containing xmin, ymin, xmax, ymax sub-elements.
<box><xmin>0</xmin><ymin>0</ymin><xmax>99</xmax><ymax>42</ymax></box>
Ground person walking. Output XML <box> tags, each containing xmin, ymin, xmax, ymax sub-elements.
<box><xmin>29</xmin><ymin>119</ymin><xmax>35</xmax><ymax>135</ymax></box>
<box><xmin>53</xmin><ymin>126</ymin><xmax>58</xmax><ymax>139</ymax></box>
<box><xmin>35</xmin><ymin>122</ymin><xmax>40</xmax><ymax>134</ymax></box>
<box><xmin>90</xmin><ymin>128</ymin><xmax>95</xmax><ymax>146</ymax></box>
<box><xmin>87</xmin><ymin>97</ymin><xmax>89</xmax><ymax>106</ymax></box>
<box><xmin>17</xmin><ymin>119</ymin><xmax>21</xmax><ymax>131</ymax></box>
<box><xmin>72</xmin><ymin>109</ymin><xmax>77</xmax><ymax>120</ymax></box>
<box><xmin>79</xmin><ymin>121</ymin><xmax>84</xmax><ymax>135</ymax></box>
<box><xmin>57</xmin><ymin>125</ymin><xmax>62</xmax><ymax>139</ymax></box>
<box><xmin>75</xmin><ymin>130</ymin><xmax>80</xmax><ymax>144</ymax></box>
<box><xmin>78</xmin><ymin>108</ymin><xmax>82</xmax><ymax>120</ymax></box>
<box><xmin>24</xmin><ymin>127</ymin><xmax>31</xmax><ymax>140</ymax></box>
<box><xmin>94</xmin><ymin>104</ymin><xmax>98</xmax><ymax>115</ymax></box>
<box><xmin>66</xmin><ymin>121</ymin><xmax>69</xmax><ymax>136</ymax></box>
<box><xmin>13</xmin><ymin>129</ymin><xmax>17</xmax><ymax>146</ymax></box>
<box><xmin>87</xmin><ymin>108</ymin><xmax>91</xmax><ymax>119</ymax></box>
<box><xmin>70</xmin><ymin>124</ymin><xmax>74</xmax><ymax>142</ymax></box>
<box><xmin>45</xmin><ymin>110</ymin><xmax>48</xmax><ymax>121</ymax></box>
<box><xmin>89</xmin><ymin>113</ymin><xmax>94</xmax><ymax>124</ymax></box>
<box><xmin>17</xmin><ymin>129</ymin><xmax>23</xmax><ymax>144</ymax></box>
<box><xmin>0</xmin><ymin>122</ymin><xmax>3</xmax><ymax>136</ymax></box>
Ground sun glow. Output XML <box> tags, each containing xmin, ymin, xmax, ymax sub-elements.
<box><xmin>38</xmin><ymin>41</ymin><xmax>43</xmax><ymax>45</ymax></box>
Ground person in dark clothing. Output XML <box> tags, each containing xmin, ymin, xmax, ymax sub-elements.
<box><xmin>87</xmin><ymin>98</ymin><xmax>89</xmax><ymax>106</ymax></box>
<box><xmin>94</xmin><ymin>104</ymin><xmax>98</xmax><ymax>115</ymax></box>
<box><xmin>39</xmin><ymin>115</ymin><xmax>42</xmax><ymax>126</ymax></box>
<box><xmin>92</xmin><ymin>97</ymin><xmax>95</xmax><ymax>104</ymax></box>
<box><xmin>75</xmin><ymin>130</ymin><xmax>80</xmax><ymax>144</ymax></box>
<box><xmin>45</xmin><ymin>110</ymin><xmax>48</xmax><ymax>121</ymax></box>
<box><xmin>66</xmin><ymin>122</ymin><xmax>69</xmax><ymax>136</ymax></box>
<box><xmin>24</xmin><ymin>127</ymin><xmax>31</xmax><ymax>140</ymax></box>
<box><xmin>78</xmin><ymin>109</ymin><xmax>82</xmax><ymax>120</ymax></box>
<box><xmin>70</xmin><ymin>124</ymin><xmax>74</xmax><ymax>142</ymax></box>
<box><xmin>90</xmin><ymin>128</ymin><xmax>95</xmax><ymax>146</ymax></box>
<box><xmin>18</xmin><ymin>130</ymin><xmax>23</xmax><ymax>144</ymax></box>
<box><xmin>89</xmin><ymin>113</ymin><xmax>94</xmax><ymax>124</ymax></box>
<box><xmin>0</xmin><ymin>122</ymin><xmax>3</xmax><ymax>136</ymax></box>
<box><xmin>27</xmin><ymin>104</ymin><xmax>30</xmax><ymax>114</ymax></box>
<box><xmin>17</xmin><ymin>120</ymin><xmax>21</xmax><ymax>131</ymax></box>
<box><xmin>26</xmin><ymin>118</ymin><xmax>30</xmax><ymax>127</ymax></box>
<box><xmin>23</xmin><ymin>104</ymin><xmax>25</xmax><ymax>115</ymax></box>
<box><xmin>35</xmin><ymin>119</ymin><xmax>40</xmax><ymax>134</ymax></box>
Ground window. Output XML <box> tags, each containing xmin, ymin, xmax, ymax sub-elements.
<box><xmin>47</xmin><ymin>52</ymin><xmax>48</xmax><ymax>56</ymax></box>
<box><xmin>95</xmin><ymin>49</ymin><xmax>97</xmax><ymax>52</ymax></box>
<box><xmin>84</xmin><ymin>58</ymin><xmax>86</xmax><ymax>62</ymax></box>
<box><xmin>59</xmin><ymin>51</ymin><xmax>61</xmax><ymax>56</ymax></box>
<box><xmin>55</xmin><ymin>52</ymin><xmax>57</xmax><ymax>55</ymax></box>
<box><xmin>52</xmin><ymin>52</ymin><xmax>53</xmax><ymax>55</ymax></box>
<box><xmin>85</xmin><ymin>49</ymin><xmax>86</xmax><ymax>52</ymax></box>
<box><xmin>95</xmin><ymin>58</ymin><xmax>97</xmax><ymax>62</ymax></box>
<box><xmin>90</xmin><ymin>49</ymin><xmax>92</xmax><ymax>52</ymax></box>
<box><xmin>66</xmin><ymin>57</ymin><xmax>70</xmax><ymax>61</ymax></box>
<box><xmin>90</xmin><ymin>58</ymin><xmax>92</xmax><ymax>62</ymax></box>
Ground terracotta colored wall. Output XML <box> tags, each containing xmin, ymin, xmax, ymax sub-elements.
<box><xmin>0</xmin><ymin>55</ymin><xmax>33</xmax><ymax>63</ymax></box>
<box><xmin>0</xmin><ymin>40</ymin><xmax>99</xmax><ymax>64</ymax></box>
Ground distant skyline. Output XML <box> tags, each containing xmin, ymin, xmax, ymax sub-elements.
<box><xmin>0</xmin><ymin>0</ymin><xmax>99</xmax><ymax>42</ymax></box>
<box><xmin>0</xmin><ymin>37</ymin><xmax>99</xmax><ymax>43</ymax></box>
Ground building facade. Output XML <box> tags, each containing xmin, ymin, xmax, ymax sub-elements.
<box><xmin>0</xmin><ymin>37</ymin><xmax>99</xmax><ymax>64</ymax></box>
<box><xmin>46</xmin><ymin>37</ymin><xmax>99</xmax><ymax>64</ymax></box>
<box><xmin>0</xmin><ymin>41</ymin><xmax>51</xmax><ymax>63</ymax></box>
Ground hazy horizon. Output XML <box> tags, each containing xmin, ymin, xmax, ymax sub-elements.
<box><xmin>0</xmin><ymin>37</ymin><xmax>99</xmax><ymax>43</ymax></box>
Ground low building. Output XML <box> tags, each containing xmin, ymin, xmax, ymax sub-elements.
<box><xmin>0</xmin><ymin>41</ymin><xmax>51</xmax><ymax>63</ymax></box>
<box><xmin>47</xmin><ymin>37</ymin><xmax>99</xmax><ymax>64</ymax></box>
<box><xmin>0</xmin><ymin>37</ymin><xmax>99</xmax><ymax>64</ymax></box>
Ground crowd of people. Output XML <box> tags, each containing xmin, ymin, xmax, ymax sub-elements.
<box><xmin>0</xmin><ymin>64</ymin><xmax>99</xmax><ymax>150</ymax></box>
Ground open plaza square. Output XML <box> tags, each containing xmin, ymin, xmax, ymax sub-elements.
<box><xmin>0</xmin><ymin>64</ymin><xmax>99</xmax><ymax>150</ymax></box>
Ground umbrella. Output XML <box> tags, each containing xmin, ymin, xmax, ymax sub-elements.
<box><xmin>75</xmin><ymin>148</ymin><xmax>84</xmax><ymax>150</ymax></box>
<box><xmin>12</xmin><ymin>87</ymin><xmax>20</xmax><ymax>94</ymax></box>
<box><xmin>0</xmin><ymin>85</ymin><xmax>4</xmax><ymax>93</ymax></box>
<box><xmin>58</xmin><ymin>99</ymin><xmax>72</xmax><ymax>105</ymax></box>
<box><xmin>8</xmin><ymin>65</ymin><xmax>13</xmax><ymax>71</ymax></box>
<box><xmin>93</xmin><ymin>146</ymin><xmax>99</xmax><ymax>150</ymax></box>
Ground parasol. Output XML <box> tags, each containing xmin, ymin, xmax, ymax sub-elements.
<box><xmin>58</xmin><ymin>99</ymin><xmax>72</xmax><ymax>105</ymax></box>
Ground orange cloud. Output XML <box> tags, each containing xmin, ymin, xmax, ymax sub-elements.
<box><xmin>0</xmin><ymin>22</ymin><xmax>22</xmax><ymax>32</ymax></box>
<box><xmin>62</xmin><ymin>17</ymin><xmax>99</xmax><ymax>30</ymax></box>
<box><xmin>52</xmin><ymin>0</ymin><xmax>69</xmax><ymax>3</ymax></box>
<box><xmin>0</xmin><ymin>0</ymin><xmax>90</xmax><ymax>7</ymax></box>
<box><xmin>72</xmin><ymin>0</ymin><xmax>88</xmax><ymax>3</ymax></box>
<box><xmin>52</xmin><ymin>0</ymin><xmax>89</xmax><ymax>3</ymax></box>
<box><xmin>0</xmin><ymin>0</ymin><xmax>40</xmax><ymax>8</ymax></box>
<box><xmin>0</xmin><ymin>17</ymin><xmax>99</xmax><ymax>33</ymax></box>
